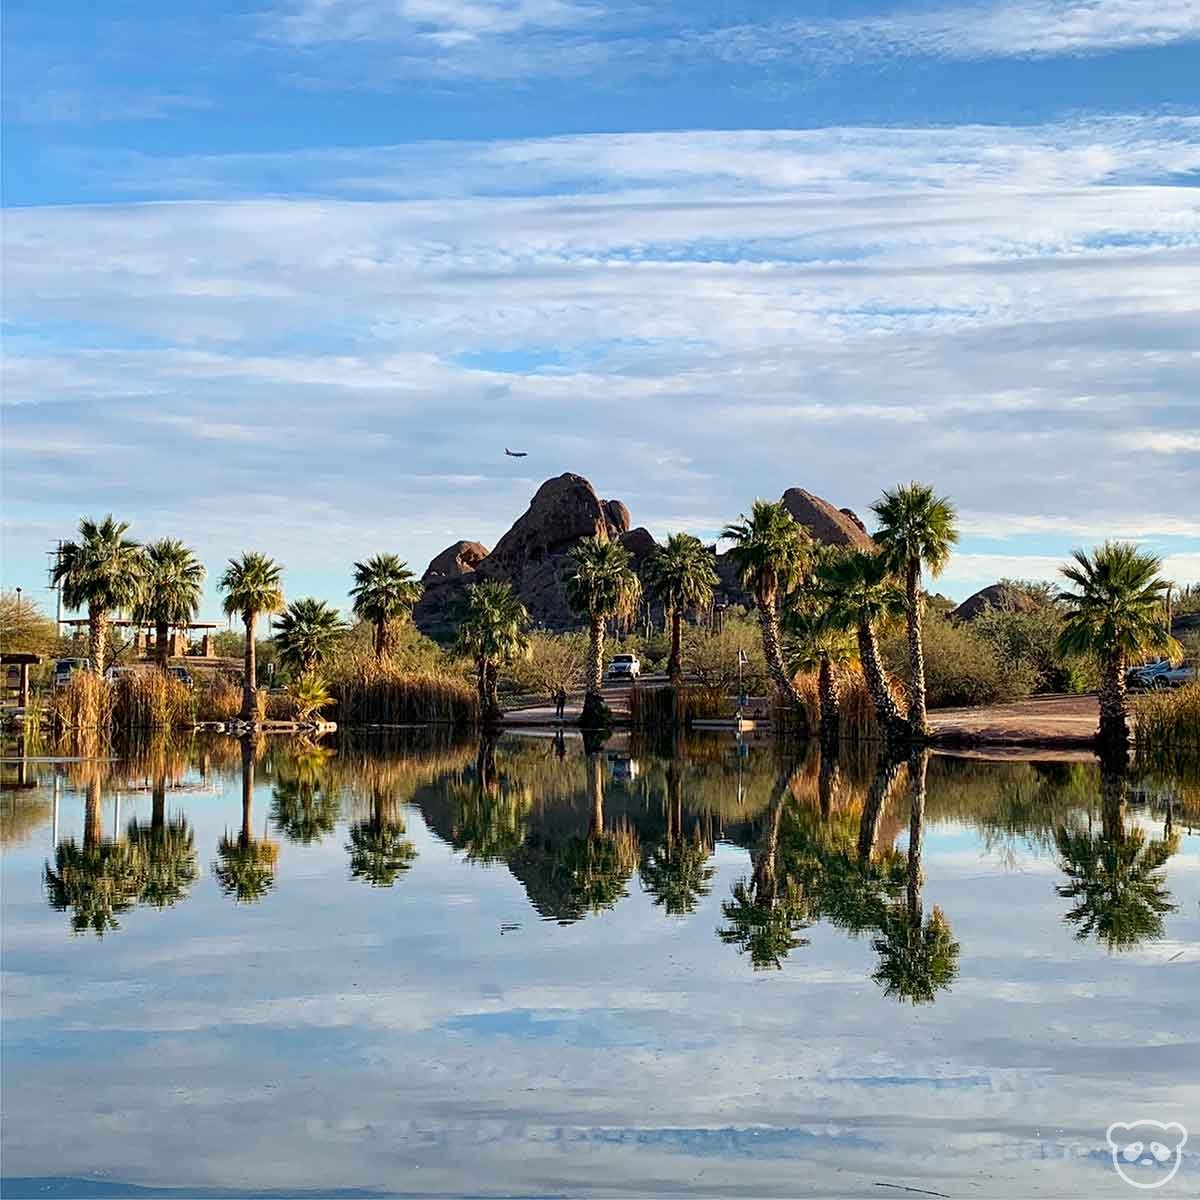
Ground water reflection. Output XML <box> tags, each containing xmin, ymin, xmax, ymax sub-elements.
<box><xmin>213</xmin><ymin>737</ymin><xmax>279</xmax><ymax>903</ymax></box>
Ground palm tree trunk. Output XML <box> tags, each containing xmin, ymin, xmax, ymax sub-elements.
<box><xmin>152</xmin><ymin>775</ymin><xmax>166</xmax><ymax>833</ymax></box>
<box><xmin>858</xmin><ymin>752</ymin><xmax>904</xmax><ymax>868</ymax></box>
<box><xmin>588</xmin><ymin>752</ymin><xmax>605</xmax><ymax>837</ymax></box>
<box><xmin>483</xmin><ymin>661</ymin><xmax>502</xmax><ymax>725</ymax></box>
<box><xmin>857</xmin><ymin>619</ymin><xmax>909</xmax><ymax>743</ymax></box>
<box><xmin>581</xmin><ymin>614</ymin><xmax>609</xmax><ymax>727</ymax></box>
<box><xmin>374</xmin><ymin>619</ymin><xmax>386</xmax><ymax>660</ymax></box>
<box><xmin>668</xmin><ymin>607</ymin><xmax>683</xmax><ymax>683</ymax></box>
<box><xmin>241</xmin><ymin>611</ymin><xmax>258</xmax><ymax>721</ymax></box>
<box><xmin>905</xmin><ymin>558</ymin><xmax>929</xmax><ymax>739</ymax></box>
<box><xmin>818</xmin><ymin>752</ymin><xmax>841</xmax><ymax>820</ymax></box>
<box><xmin>1100</xmin><ymin>766</ymin><xmax>1126</xmax><ymax>842</ymax></box>
<box><xmin>753</xmin><ymin>769</ymin><xmax>791</xmax><ymax>904</ymax></box>
<box><xmin>89</xmin><ymin>606</ymin><xmax>107</xmax><ymax>674</ymax></box>
<box><xmin>907</xmin><ymin>749</ymin><xmax>928</xmax><ymax>924</ymax></box>
<box><xmin>818</xmin><ymin>652</ymin><xmax>840</xmax><ymax>743</ymax></box>
<box><xmin>757</xmin><ymin>599</ymin><xmax>807</xmax><ymax>731</ymax></box>
<box><xmin>1098</xmin><ymin>650</ymin><xmax>1130</xmax><ymax>752</ymax></box>
<box><xmin>156</xmin><ymin>620</ymin><xmax>170</xmax><ymax>669</ymax></box>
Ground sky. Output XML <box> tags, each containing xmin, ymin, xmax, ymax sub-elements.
<box><xmin>3</xmin><ymin>0</ymin><xmax>1199</xmax><ymax>613</ymax></box>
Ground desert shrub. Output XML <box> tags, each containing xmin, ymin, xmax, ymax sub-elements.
<box><xmin>196</xmin><ymin>673</ymin><xmax>243</xmax><ymax>722</ymax></box>
<box><xmin>883</xmin><ymin>610</ymin><xmax>1035</xmax><ymax>708</ymax></box>
<box><xmin>789</xmin><ymin>670</ymin><xmax>881</xmax><ymax>740</ymax></box>
<box><xmin>682</xmin><ymin>611</ymin><xmax>769</xmax><ymax>696</ymax></box>
<box><xmin>0</xmin><ymin>591</ymin><xmax>60</xmax><ymax>657</ymax></box>
<box><xmin>971</xmin><ymin>601</ymin><xmax>1096</xmax><ymax>693</ymax></box>
<box><xmin>111</xmin><ymin>672</ymin><xmax>195</xmax><ymax>730</ymax></box>
<box><xmin>505</xmin><ymin>631</ymin><xmax>588</xmax><ymax>696</ymax></box>
<box><xmin>1134</xmin><ymin>683</ymin><xmax>1200</xmax><ymax>753</ymax></box>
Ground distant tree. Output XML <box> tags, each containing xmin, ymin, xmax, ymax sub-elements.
<box><xmin>871</xmin><ymin>483</ymin><xmax>959</xmax><ymax>738</ymax></box>
<box><xmin>274</xmin><ymin>597</ymin><xmax>346</xmax><ymax>676</ymax></box>
<box><xmin>722</xmin><ymin>501</ymin><xmax>811</xmax><ymax>719</ymax></box>
<box><xmin>1057</xmin><ymin>542</ymin><xmax>1179</xmax><ymax>749</ymax></box>
<box><xmin>645</xmin><ymin>533</ymin><xmax>719</xmax><ymax>683</ymax></box>
<box><xmin>219</xmin><ymin>553</ymin><xmax>285</xmax><ymax>721</ymax></box>
<box><xmin>0</xmin><ymin>591</ymin><xmax>59</xmax><ymax>657</ymax></box>
<box><xmin>350</xmin><ymin>554</ymin><xmax>423</xmax><ymax>659</ymax></box>
<box><xmin>565</xmin><ymin>537</ymin><xmax>641</xmax><ymax>727</ymax></box>
<box><xmin>52</xmin><ymin>515</ymin><xmax>145</xmax><ymax>674</ymax></box>
<box><xmin>137</xmin><ymin>539</ymin><xmax>206</xmax><ymax>668</ymax></box>
<box><xmin>455</xmin><ymin>581</ymin><xmax>530</xmax><ymax>724</ymax></box>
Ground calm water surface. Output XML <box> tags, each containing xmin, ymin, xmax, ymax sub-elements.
<box><xmin>2</xmin><ymin>732</ymin><xmax>1197</xmax><ymax>1198</ymax></box>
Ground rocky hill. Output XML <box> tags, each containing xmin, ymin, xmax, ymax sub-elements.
<box><xmin>412</xmin><ymin>474</ymin><xmax>875</xmax><ymax>637</ymax></box>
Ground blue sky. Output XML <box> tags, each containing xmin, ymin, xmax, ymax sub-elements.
<box><xmin>3</xmin><ymin>0</ymin><xmax>1199</xmax><ymax>610</ymax></box>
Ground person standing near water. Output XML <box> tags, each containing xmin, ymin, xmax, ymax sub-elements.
<box><xmin>555</xmin><ymin>686</ymin><xmax>567</xmax><ymax>720</ymax></box>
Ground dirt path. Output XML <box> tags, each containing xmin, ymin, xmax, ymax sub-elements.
<box><xmin>930</xmin><ymin>693</ymin><xmax>1098</xmax><ymax>748</ymax></box>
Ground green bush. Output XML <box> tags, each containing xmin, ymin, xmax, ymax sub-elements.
<box><xmin>971</xmin><ymin>601</ymin><xmax>1096</xmax><ymax>693</ymax></box>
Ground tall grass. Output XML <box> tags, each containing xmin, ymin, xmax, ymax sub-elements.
<box><xmin>50</xmin><ymin>673</ymin><xmax>115</xmax><ymax>731</ymax></box>
<box><xmin>629</xmin><ymin>684</ymin><xmax>727</xmax><ymax>730</ymax></box>
<box><xmin>330</xmin><ymin>657</ymin><xmax>478</xmax><ymax>727</ymax></box>
<box><xmin>111</xmin><ymin>673</ymin><xmax>195</xmax><ymax>730</ymax></box>
<box><xmin>196</xmin><ymin>674</ymin><xmax>242</xmax><ymax>723</ymax></box>
<box><xmin>1134</xmin><ymin>683</ymin><xmax>1200</xmax><ymax>753</ymax></box>
<box><xmin>788</xmin><ymin>670</ymin><xmax>881</xmax><ymax>741</ymax></box>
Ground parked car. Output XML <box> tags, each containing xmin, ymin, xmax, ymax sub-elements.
<box><xmin>1127</xmin><ymin>659</ymin><xmax>1172</xmax><ymax>690</ymax></box>
<box><xmin>606</xmin><ymin>653</ymin><xmax>641</xmax><ymax>680</ymax></box>
<box><xmin>167</xmin><ymin>665</ymin><xmax>194</xmax><ymax>688</ymax></box>
<box><xmin>1149</xmin><ymin>663</ymin><xmax>1197</xmax><ymax>690</ymax></box>
<box><xmin>53</xmin><ymin>658</ymin><xmax>89</xmax><ymax>688</ymax></box>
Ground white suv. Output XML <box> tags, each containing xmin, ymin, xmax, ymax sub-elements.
<box><xmin>606</xmin><ymin>653</ymin><xmax>641</xmax><ymax>680</ymax></box>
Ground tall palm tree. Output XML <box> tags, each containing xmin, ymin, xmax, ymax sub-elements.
<box><xmin>455</xmin><ymin>581</ymin><xmax>530</xmax><ymax>725</ymax></box>
<box><xmin>137</xmin><ymin>539</ymin><xmax>206</xmax><ymax>669</ymax></box>
<box><xmin>645</xmin><ymin>533</ymin><xmax>719</xmax><ymax>683</ymax></box>
<box><xmin>564</xmin><ymin>537</ymin><xmax>642</xmax><ymax>727</ymax></box>
<box><xmin>218</xmin><ymin>553</ymin><xmax>285</xmax><ymax>721</ymax></box>
<box><xmin>350</xmin><ymin>553</ymin><xmax>424</xmax><ymax>659</ymax></box>
<box><xmin>871</xmin><ymin>484</ymin><xmax>959</xmax><ymax>738</ymax></box>
<box><xmin>274</xmin><ymin>597</ymin><xmax>346</xmax><ymax>676</ymax></box>
<box><xmin>213</xmin><ymin>738</ymin><xmax>278</xmax><ymax>903</ymax></box>
<box><xmin>1057</xmin><ymin>542</ymin><xmax>1179</xmax><ymax>750</ymax></box>
<box><xmin>52</xmin><ymin>515</ymin><xmax>145</xmax><ymax>674</ymax></box>
<box><xmin>722</xmin><ymin>500</ymin><xmax>811</xmax><ymax>717</ymax></box>
<box><xmin>818</xmin><ymin>550</ymin><xmax>910</xmax><ymax>743</ymax></box>
<box><xmin>870</xmin><ymin>751</ymin><xmax>960</xmax><ymax>1004</ymax></box>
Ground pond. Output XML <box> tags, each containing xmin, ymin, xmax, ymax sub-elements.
<box><xmin>2</xmin><ymin>732</ymin><xmax>1197</xmax><ymax>1198</ymax></box>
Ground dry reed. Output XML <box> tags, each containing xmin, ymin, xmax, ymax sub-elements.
<box><xmin>330</xmin><ymin>657</ymin><xmax>478</xmax><ymax>727</ymax></box>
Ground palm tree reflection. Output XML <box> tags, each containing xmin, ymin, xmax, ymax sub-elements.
<box><xmin>213</xmin><ymin>738</ymin><xmax>279</xmax><ymax>903</ymax></box>
<box><xmin>125</xmin><ymin>770</ymin><xmax>199</xmax><ymax>909</ymax></box>
<box><xmin>640</xmin><ymin>762</ymin><xmax>716</xmax><ymax>917</ymax></box>
<box><xmin>1054</xmin><ymin>766</ymin><xmax>1179</xmax><ymax>952</ymax></box>
<box><xmin>348</xmin><ymin>786</ymin><xmax>417</xmax><ymax>886</ymax></box>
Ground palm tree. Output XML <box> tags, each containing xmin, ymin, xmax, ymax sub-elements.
<box><xmin>722</xmin><ymin>500</ymin><xmax>811</xmax><ymax>718</ymax></box>
<box><xmin>218</xmin><ymin>553</ymin><xmax>285</xmax><ymax>721</ymax></box>
<box><xmin>818</xmin><ymin>550</ymin><xmax>910</xmax><ymax>743</ymax></box>
<box><xmin>640</xmin><ymin>763</ymin><xmax>715</xmax><ymax>915</ymax></box>
<box><xmin>350</xmin><ymin>553</ymin><xmax>424</xmax><ymax>659</ymax></box>
<box><xmin>137</xmin><ymin>539</ymin><xmax>206</xmax><ymax>669</ymax></box>
<box><xmin>871</xmin><ymin>484</ymin><xmax>959</xmax><ymax>738</ymax></box>
<box><xmin>870</xmin><ymin>752</ymin><xmax>960</xmax><ymax>1003</ymax></box>
<box><xmin>274</xmin><ymin>597</ymin><xmax>346</xmax><ymax>676</ymax></box>
<box><xmin>270</xmin><ymin>745</ymin><xmax>338</xmax><ymax>845</ymax></box>
<box><xmin>645</xmin><ymin>533</ymin><xmax>719</xmax><ymax>683</ymax></box>
<box><xmin>213</xmin><ymin>738</ymin><xmax>278</xmax><ymax>903</ymax></box>
<box><xmin>455</xmin><ymin>581</ymin><xmax>530</xmax><ymax>725</ymax></box>
<box><xmin>564</xmin><ymin>537</ymin><xmax>642</xmax><ymax>727</ymax></box>
<box><xmin>52</xmin><ymin>515</ymin><xmax>145</xmax><ymax>674</ymax></box>
<box><xmin>785</xmin><ymin>602</ymin><xmax>857</xmax><ymax>744</ymax></box>
<box><xmin>1057</xmin><ymin>542</ymin><xmax>1179</xmax><ymax>750</ymax></box>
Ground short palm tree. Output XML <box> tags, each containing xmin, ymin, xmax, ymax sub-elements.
<box><xmin>350</xmin><ymin>553</ymin><xmax>424</xmax><ymax>659</ymax></box>
<box><xmin>645</xmin><ymin>533</ymin><xmax>719</xmax><ymax>683</ymax></box>
<box><xmin>1057</xmin><ymin>542</ymin><xmax>1179</xmax><ymax>748</ymax></box>
<box><xmin>274</xmin><ymin>597</ymin><xmax>346</xmax><ymax>676</ymax></box>
<box><xmin>871</xmin><ymin>483</ymin><xmax>959</xmax><ymax>738</ymax></box>
<box><xmin>722</xmin><ymin>500</ymin><xmax>811</xmax><ymax>717</ymax></box>
<box><xmin>564</xmin><ymin>537</ymin><xmax>642</xmax><ymax>726</ymax></box>
<box><xmin>455</xmin><ymin>581</ymin><xmax>530</xmax><ymax>725</ymax></box>
<box><xmin>818</xmin><ymin>550</ymin><xmax>910</xmax><ymax>743</ymax></box>
<box><xmin>52</xmin><ymin>515</ymin><xmax>145</xmax><ymax>674</ymax></box>
<box><xmin>218</xmin><ymin>553</ymin><xmax>285</xmax><ymax>720</ymax></box>
<box><xmin>137</xmin><ymin>539</ymin><xmax>206</xmax><ymax>668</ymax></box>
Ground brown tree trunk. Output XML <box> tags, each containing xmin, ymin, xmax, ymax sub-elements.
<box><xmin>588</xmin><ymin>751</ymin><xmax>605</xmax><ymax>838</ymax></box>
<box><xmin>818</xmin><ymin>652</ymin><xmax>840</xmax><ymax>743</ymax></box>
<box><xmin>580</xmin><ymin>614</ymin><xmax>610</xmax><ymax>727</ymax></box>
<box><xmin>84</xmin><ymin>777</ymin><xmax>103</xmax><ymax>848</ymax></box>
<box><xmin>156</xmin><ymin>620</ymin><xmax>170</xmax><ymax>669</ymax></box>
<box><xmin>89</xmin><ymin>606</ymin><xmax>107</xmax><ymax>675</ymax></box>
<box><xmin>374</xmin><ymin>619</ymin><xmax>387</xmax><ymax>660</ymax></box>
<box><xmin>757</xmin><ymin>597</ymin><xmax>807</xmax><ymax>732</ymax></box>
<box><xmin>483</xmin><ymin>661</ymin><xmax>502</xmax><ymax>725</ymax></box>
<box><xmin>905</xmin><ymin>558</ymin><xmax>929</xmax><ymax>739</ymax></box>
<box><xmin>152</xmin><ymin>775</ymin><xmax>166</xmax><ymax>833</ymax></box>
<box><xmin>752</xmin><ymin>769</ymin><xmax>790</xmax><ymax>905</ymax></box>
<box><xmin>857</xmin><ymin>619</ymin><xmax>910</xmax><ymax>743</ymax></box>
<box><xmin>818</xmin><ymin>752</ymin><xmax>841</xmax><ymax>820</ymax></box>
<box><xmin>241</xmin><ymin>611</ymin><xmax>257</xmax><ymax>721</ymax></box>
<box><xmin>1100</xmin><ymin>765</ymin><xmax>1127</xmax><ymax>843</ymax></box>
<box><xmin>858</xmin><ymin>752</ymin><xmax>904</xmax><ymax>868</ymax></box>
<box><xmin>1098</xmin><ymin>650</ymin><xmax>1130</xmax><ymax>752</ymax></box>
<box><xmin>668</xmin><ymin>607</ymin><xmax>683</xmax><ymax>683</ymax></box>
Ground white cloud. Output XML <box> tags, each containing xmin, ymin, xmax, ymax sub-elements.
<box><xmin>4</xmin><ymin>118</ymin><xmax>1198</xmax><ymax>599</ymax></box>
